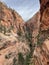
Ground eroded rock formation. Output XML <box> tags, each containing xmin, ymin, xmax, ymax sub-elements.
<box><xmin>0</xmin><ymin>2</ymin><xmax>24</xmax><ymax>34</ymax></box>
<box><xmin>40</xmin><ymin>0</ymin><xmax>49</xmax><ymax>30</ymax></box>
<box><xmin>33</xmin><ymin>0</ymin><xmax>49</xmax><ymax>65</ymax></box>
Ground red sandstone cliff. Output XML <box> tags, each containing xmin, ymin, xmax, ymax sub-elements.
<box><xmin>40</xmin><ymin>0</ymin><xmax>49</xmax><ymax>31</ymax></box>
<box><xmin>0</xmin><ymin>2</ymin><xmax>24</xmax><ymax>34</ymax></box>
<box><xmin>0</xmin><ymin>0</ymin><xmax>49</xmax><ymax>65</ymax></box>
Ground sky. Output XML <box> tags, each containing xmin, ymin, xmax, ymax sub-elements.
<box><xmin>0</xmin><ymin>0</ymin><xmax>40</xmax><ymax>21</ymax></box>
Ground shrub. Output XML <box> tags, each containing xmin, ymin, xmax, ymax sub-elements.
<box><xmin>5</xmin><ymin>52</ymin><xmax>12</xmax><ymax>59</ymax></box>
<box><xmin>3</xmin><ymin>26</ymin><xmax>6</xmax><ymax>34</ymax></box>
<box><xmin>5</xmin><ymin>54</ymin><xmax>10</xmax><ymax>59</ymax></box>
<box><xmin>13</xmin><ymin>57</ymin><xmax>17</xmax><ymax>65</ymax></box>
<box><xmin>17</xmin><ymin>29</ymin><xmax>22</xmax><ymax>36</ymax></box>
<box><xmin>18</xmin><ymin>53</ymin><xmax>24</xmax><ymax>65</ymax></box>
<box><xmin>24</xmin><ymin>53</ymin><xmax>31</xmax><ymax>65</ymax></box>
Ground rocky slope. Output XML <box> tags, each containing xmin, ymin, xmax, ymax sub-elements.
<box><xmin>0</xmin><ymin>0</ymin><xmax>49</xmax><ymax>65</ymax></box>
<box><xmin>0</xmin><ymin>2</ymin><xmax>30</xmax><ymax>65</ymax></box>
<box><xmin>0</xmin><ymin>2</ymin><xmax>24</xmax><ymax>34</ymax></box>
<box><xmin>25</xmin><ymin>12</ymin><xmax>40</xmax><ymax>45</ymax></box>
<box><xmin>33</xmin><ymin>0</ymin><xmax>49</xmax><ymax>65</ymax></box>
<box><xmin>24</xmin><ymin>0</ymin><xmax>49</xmax><ymax>65</ymax></box>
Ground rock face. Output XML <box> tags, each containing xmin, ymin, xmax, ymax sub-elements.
<box><xmin>0</xmin><ymin>2</ymin><xmax>30</xmax><ymax>65</ymax></box>
<box><xmin>0</xmin><ymin>2</ymin><xmax>24</xmax><ymax>34</ymax></box>
<box><xmin>40</xmin><ymin>0</ymin><xmax>49</xmax><ymax>30</ymax></box>
<box><xmin>34</xmin><ymin>39</ymin><xmax>49</xmax><ymax>65</ymax></box>
<box><xmin>26</xmin><ymin>12</ymin><xmax>40</xmax><ymax>35</ymax></box>
<box><xmin>25</xmin><ymin>12</ymin><xmax>40</xmax><ymax>45</ymax></box>
<box><xmin>33</xmin><ymin>0</ymin><xmax>49</xmax><ymax>65</ymax></box>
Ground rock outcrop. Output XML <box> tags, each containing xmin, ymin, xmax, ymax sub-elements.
<box><xmin>33</xmin><ymin>0</ymin><xmax>49</xmax><ymax>65</ymax></box>
<box><xmin>25</xmin><ymin>12</ymin><xmax>40</xmax><ymax>45</ymax></box>
<box><xmin>34</xmin><ymin>39</ymin><xmax>49</xmax><ymax>65</ymax></box>
<box><xmin>40</xmin><ymin>0</ymin><xmax>49</xmax><ymax>31</ymax></box>
<box><xmin>0</xmin><ymin>2</ymin><xmax>24</xmax><ymax>34</ymax></box>
<box><xmin>0</xmin><ymin>2</ymin><xmax>30</xmax><ymax>65</ymax></box>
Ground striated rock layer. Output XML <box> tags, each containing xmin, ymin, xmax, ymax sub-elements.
<box><xmin>40</xmin><ymin>0</ymin><xmax>49</xmax><ymax>31</ymax></box>
<box><xmin>33</xmin><ymin>0</ymin><xmax>49</xmax><ymax>65</ymax></box>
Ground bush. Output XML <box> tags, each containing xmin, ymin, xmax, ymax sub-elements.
<box><xmin>13</xmin><ymin>57</ymin><xmax>17</xmax><ymax>65</ymax></box>
<box><xmin>18</xmin><ymin>53</ymin><xmax>24</xmax><ymax>65</ymax></box>
<box><xmin>0</xmin><ymin>22</ymin><xmax>6</xmax><ymax>34</ymax></box>
<box><xmin>5</xmin><ymin>52</ymin><xmax>12</xmax><ymax>59</ymax></box>
<box><xmin>24</xmin><ymin>53</ymin><xmax>31</xmax><ymax>65</ymax></box>
<box><xmin>17</xmin><ymin>29</ymin><xmax>22</xmax><ymax>36</ymax></box>
<box><xmin>5</xmin><ymin>54</ymin><xmax>10</xmax><ymax>59</ymax></box>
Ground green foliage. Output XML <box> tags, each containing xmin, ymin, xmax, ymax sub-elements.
<box><xmin>18</xmin><ymin>53</ymin><xmax>24</xmax><ymax>65</ymax></box>
<box><xmin>17</xmin><ymin>29</ymin><xmax>22</xmax><ymax>36</ymax></box>
<box><xmin>25</xmin><ymin>27</ymin><xmax>34</xmax><ymax>52</ymax></box>
<box><xmin>25</xmin><ymin>32</ymin><xmax>32</xmax><ymax>42</ymax></box>
<box><xmin>18</xmin><ymin>52</ymin><xmax>34</xmax><ymax>65</ymax></box>
<box><xmin>5</xmin><ymin>52</ymin><xmax>12</xmax><ymax>59</ymax></box>
<box><xmin>0</xmin><ymin>20</ymin><xmax>14</xmax><ymax>34</ymax></box>
<box><xmin>0</xmin><ymin>20</ymin><xmax>6</xmax><ymax>34</ymax></box>
<box><xmin>37</xmin><ymin>32</ymin><xmax>44</xmax><ymax>46</ymax></box>
<box><xmin>24</xmin><ymin>27</ymin><xmax>35</xmax><ymax>65</ymax></box>
<box><xmin>3</xmin><ymin>26</ymin><xmax>6</xmax><ymax>34</ymax></box>
<box><xmin>17</xmin><ymin>25</ymin><xmax>35</xmax><ymax>65</ymax></box>
<box><xmin>5</xmin><ymin>54</ymin><xmax>10</xmax><ymax>59</ymax></box>
<box><xmin>13</xmin><ymin>57</ymin><xmax>17</xmax><ymax>65</ymax></box>
<box><xmin>0</xmin><ymin>24</ymin><xmax>2</xmax><ymax>33</ymax></box>
<box><xmin>24</xmin><ymin>53</ymin><xmax>31</xmax><ymax>65</ymax></box>
<box><xmin>7</xmin><ymin>25</ymin><xmax>14</xmax><ymax>33</ymax></box>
